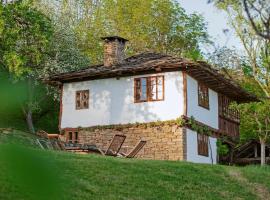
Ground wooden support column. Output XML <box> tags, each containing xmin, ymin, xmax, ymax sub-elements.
<box><xmin>183</xmin><ymin>71</ymin><xmax>187</xmax><ymax>116</ymax></box>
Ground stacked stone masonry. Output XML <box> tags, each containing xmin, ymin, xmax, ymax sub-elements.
<box><xmin>103</xmin><ymin>39</ymin><xmax>125</xmax><ymax>67</ymax></box>
<box><xmin>65</xmin><ymin>125</ymin><xmax>187</xmax><ymax>161</ymax></box>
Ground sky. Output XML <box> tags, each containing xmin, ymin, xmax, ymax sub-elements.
<box><xmin>179</xmin><ymin>0</ymin><xmax>243</xmax><ymax>52</ymax></box>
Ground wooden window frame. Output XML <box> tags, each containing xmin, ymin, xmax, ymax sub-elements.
<box><xmin>134</xmin><ymin>75</ymin><xmax>165</xmax><ymax>103</ymax></box>
<box><xmin>66</xmin><ymin>130</ymin><xmax>79</xmax><ymax>144</ymax></box>
<box><xmin>198</xmin><ymin>82</ymin><xmax>209</xmax><ymax>109</ymax></box>
<box><xmin>197</xmin><ymin>133</ymin><xmax>209</xmax><ymax>157</ymax></box>
<box><xmin>76</xmin><ymin>90</ymin><xmax>89</xmax><ymax>110</ymax></box>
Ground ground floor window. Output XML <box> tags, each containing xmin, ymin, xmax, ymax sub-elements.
<box><xmin>197</xmin><ymin>133</ymin><xmax>209</xmax><ymax>156</ymax></box>
<box><xmin>66</xmin><ymin>130</ymin><xmax>79</xmax><ymax>143</ymax></box>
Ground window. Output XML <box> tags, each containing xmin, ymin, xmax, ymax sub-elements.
<box><xmin>198</xmin><ymin>83</ymin><xmax>209</xmax><ymax>109</ymax></box>
<box><xmin>197</xmin><ymin>133</ymin><xmax>209</xmax><ymax>156</ymax></box>
<box><xmin>76</xmin><ymin>90</ymin><xmax>89</xmax><ymax>109</ymax></box>
<box><xmin>134</xmin><ymin>76</ymin><xmax>164</xmax><ymax>102</ymax></box>
<box><xmin>67</xmin><ymin>131</ymin><xmax>79</xmax><ymax>143</ymax></box>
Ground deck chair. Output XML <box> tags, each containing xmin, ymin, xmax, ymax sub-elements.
<box><xmin>119</xmin><ymin>140</ymin><xmax>146</xmax><ymax>158</ymax></box>
<box><xmin>99</xmin><ymin>134</ymin><xmax>126</xmax><ymax>156</ymax></box>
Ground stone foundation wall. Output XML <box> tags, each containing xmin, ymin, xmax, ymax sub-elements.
<box><xmin>63</xmin><ymin>124</ymin><xmax>187</xmax><ymax>161</ymax></box>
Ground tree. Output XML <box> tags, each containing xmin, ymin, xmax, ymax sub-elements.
<box><xmin>35</xmin><ymin>0</ymin><xmax>210</xmax><ymax>63</ymax></box>
<box><xmin>238</xmin><ymin>101</ymin><xmax>270</xmax><ymax>165</ymax></box>
<box><xmin>0</xmin><ymin>1</ymin><xmax>53</xmax><ymax>133</ymax></box>
<box><xmin>243</xmin><ymin>0</ymin><xmax>270</xmax><ymax>40</ymax></box>
<box><xmin>0</xmin><ymin>0</ymin><xmax>89</xmax><ymax>133</ymax></box>
<box><xmin>207</xmin><ymin>46</ymin><xmax>244</xmax><ymax>70</ymax></box>
<box><xmin>208</xmin><ymin>0</ymin><xmax>270</xmax><ymax>40</ymax></box>
<box><xmin>212</xmin><ymin>1</ymin><xmax>270</xmax><ymax>98</ymax></box>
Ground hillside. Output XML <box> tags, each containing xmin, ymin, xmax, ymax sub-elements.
<box><xmin>0</xmin><ymin>130</ymin><xmax>269</xmax><ymax>200</ymax></box>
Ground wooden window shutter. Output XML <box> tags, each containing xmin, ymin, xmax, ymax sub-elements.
<box><xmin>197</xmin><ymin>133</ymin><xmax>209</xmax><ymax>156</ymax></box>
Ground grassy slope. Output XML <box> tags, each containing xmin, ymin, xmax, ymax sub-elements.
<box><xmin>0</xmin><ymin>131</ymin><xmax>269</xmax><ymax>200</ymax></box>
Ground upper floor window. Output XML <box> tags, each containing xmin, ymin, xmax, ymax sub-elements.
<box><xmin>197</xmin><ymin>133</ymin><xmax>209</xmax><ymax>157</ymax></box>
<box><xmin>134</xmin><ymin>75</ymin><xmax>164</xmax><ymax>103</ymax></box>
<box><xmin>76</xmin><ymin>90</ymin><xmax>89</xmax><ymax>110</ymax></box>
<box><xmin>198</xmin><ymin>83</ymin><xmax>209</xmax><ymax>109</ymax></box>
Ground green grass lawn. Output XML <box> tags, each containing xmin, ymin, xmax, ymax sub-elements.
<box><xmin>0</xmin><ymin>130</ymin><xmax>269</xmax><ymax>200</ymax></box>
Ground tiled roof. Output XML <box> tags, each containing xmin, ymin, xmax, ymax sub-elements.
<box><xmin>47</xmin><ymin>52</ymin><xmax>258</xmax><ymax>103</ymax></box>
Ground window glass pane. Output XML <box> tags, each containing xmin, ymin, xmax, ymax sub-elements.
<box><xmin>141</xmin><ymin>78</ymin><xmax>147</xmax><ymax>101</ymax></box>
<box><xmin>74</xmin><ymin>132</ymin><xmax>78</xmax><ymax>143</ymax></box>
<box><xmin>149</xmin><ymin>77</ymin><xmax>157</xmax><ymax>100</ymax></box>
<box><xmin>68</xmin><ymin>132</ymin><xmax>73</xmax><ymax>143</ymax></box>
<box><xmin>76</xmin><ymin>92</ymin><xmax>81</xmax><ymax>109</ymax></box>
<box><xmin>157</xmin><ymin>78</ymin><xmax>163</xmax><ymax>99</ymax></box>
<box><xmin>135</xmin><ymin>79</ymin><xmax>141</xmax><ymax>101</ymax></box>
<box><xmin>157</xmin><ymin>76</ymin><xmax>163</xmax><ymax>85</ymax></box>
<box><xmin>198</xmin><ymin>83</ymin><xmax>209</xmax><ymax>108</ymax></box>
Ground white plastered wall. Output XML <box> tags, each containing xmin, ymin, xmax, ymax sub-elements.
<box><xmin>186</xmin><ymin>75</ymin><xmax>219</xmax><ymax>129</ymax></box>
<box><xmin>186</xmin><ymin>128</ymin><xmax>217</xmax><ymax>164</ymax></box>
<box><xmin>61</xmin><ymin>71</ymin><xmax>184</xmax><ymax>128</ymax></box>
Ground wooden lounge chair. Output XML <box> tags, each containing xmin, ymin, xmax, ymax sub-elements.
<box><xmin>99</xmin><ymin>134</ymin><xmax>126</xmax><ymax>156</ymax></box>
<box><xmin>118</xmin><ymin>140</ymin><xmax>146</xmax><ymax>158</ymax></box>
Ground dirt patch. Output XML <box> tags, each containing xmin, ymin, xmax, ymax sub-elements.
<box><xmin>229</xmin><ymin>168</ymin><xmax>270</xmax><ymax>200</ymax></box>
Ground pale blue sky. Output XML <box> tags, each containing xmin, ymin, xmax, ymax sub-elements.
<box><xmin>179</xmin><ymin>0</ymin><xmax>243</xmax><ymax>52</ymax></box>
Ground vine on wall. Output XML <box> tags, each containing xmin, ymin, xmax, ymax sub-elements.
<box><xmin>62</xmin><ymin>115</ymin><xmax>215</xmax><ymax>137</ymax></box>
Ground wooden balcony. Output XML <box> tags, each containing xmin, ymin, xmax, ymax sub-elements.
<box><xmin>218</xmin><ymin>94</ymin><xmax>240</xmax><ymax>139</ymax></box>
<box><xmin>219</xmin><ymin>117</ymin><xmax>240</xmax><ymax>138</ymax></box>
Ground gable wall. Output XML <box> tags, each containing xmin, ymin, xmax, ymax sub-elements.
<box><xmin>186</xmin><ymin>75</ymin><xmax>219</xmax><ymax>129</ymax></box>
<box><xmin>61</xmin><ymin>71</ymin><xmax>184</xmax><ymax>129</ymax></box>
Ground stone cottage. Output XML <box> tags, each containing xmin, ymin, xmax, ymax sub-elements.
<box><xmin>47</xmin><ymin>36</ymin><xmax>257</xmax><ymax>164</ymax></box>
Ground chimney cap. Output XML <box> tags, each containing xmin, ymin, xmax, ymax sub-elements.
<box><xmin>101</xmin><ymin>36</ymin><xmax>129</xmax><ymax>42</ymax></box>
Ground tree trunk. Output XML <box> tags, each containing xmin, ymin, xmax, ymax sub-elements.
<box><xmin>260</xmin><ymin>138</ymin><xmax>266</xmax><ymax>166</ymax></box>
<box><xmin>254</xmin><ymin>144</ymin><xmax>258</xmax><ymax>158</ymax></box>
<box><xmin>26</xmin><ymin>110</ymin><xmax>35</xmax><ymax>134</ymax></box>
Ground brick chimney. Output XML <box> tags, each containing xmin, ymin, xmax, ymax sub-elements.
<box><xmin>101</xmin><ymin>36</ymin><xmax>128</xmax><ymax>67</ymax></box>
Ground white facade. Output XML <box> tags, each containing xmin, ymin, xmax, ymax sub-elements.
<box><xmin>186</xmin><ymin>129</ymin><xmax>217</xmax><ymax>164</ymax></box>
<box><xmin>186</xmin><ymin>75</ymin><xmax>219</xmax><ymax>129</ymax></box>
<box><xmin>61</xmin><ymin>71</ymin><xmax>184</xmax><ymax>128</ymax></box>
<box><xmin>61</xmin><ymin>70</ymin><xmax>220</xmax><ymax>164</ymax></box>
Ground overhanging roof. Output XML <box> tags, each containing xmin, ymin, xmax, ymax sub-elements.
<box><xmin>47</xmin><ymin>52</ymin><xmax>258</xmax><ymax>103</ymax></box>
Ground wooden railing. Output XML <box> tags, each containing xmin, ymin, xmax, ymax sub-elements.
<box><xmin>218</xmin><ymin>94</ymin><xmax>240</xmax><ymax>138</ymax></box>
<box><xmin>219</xmin><ymin>117</ymin><xmax>240</xmax><ymax>138</ymax></box>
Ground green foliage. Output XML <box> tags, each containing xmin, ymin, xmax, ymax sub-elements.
<box><xmin>0</xmin><ymin>1</ymin><xmax>90</xmax><ymax>132</ymax></box>
<box><xmin>176</xmin><ymin>117</ymin><xmax>185</xmax><ymax>127</ymax></box>
<box><xmin>212</xmin><ymin>0</ymin><xmax>270</xmax><ymax>97</ymax></box>
<box><xmin>0</xmin><ymin>1</ymin><xmax>53</xmax><ymax>76</ymax></box>
<box><xmin>217</xmin><ymin>139</ymin><xmax>229</xmax><ymax>156</ymax></box>
<box><xmin>237</xmin><ymin>100</ymin><xmax>270</xmax><ymax>143</ymax></box>
<box><xmin>187</xmin><ymin>116</ymin><xmax>212</xmax><ymax>136</ymax></box>
<box><xmin>35</xmin><ymin>0</ymin><xmax>210</xmax><ymax>63</ymax></box>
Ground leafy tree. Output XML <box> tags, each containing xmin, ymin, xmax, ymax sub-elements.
<box><xmin>243</xmin><ymin>0</ymin><xmax>270</xmax><ymax>40</ymax></box>
<box><xmin>0</xmin><ymin>1</ymin><xmax>53</xmax><ymax>133</ymax></box>
<box><xmin>208</xmin><ymin>0</ymin><xmax>270</xmax><ymax>40</ymax></box>
<box><xmin>35</xmin><ymin>0</ymin><xmax>210</xmax><ymax>63</ymax></box>
<box><xmin>212</xmin><ymin>0</ymin><xmax>270</xmax><ymax>98</ymax></box>
<box><xmin>0</xmin><ymin>0</ymin><xmax>89</xmax><ymax>133</ymax></box>
<box><xmin>237</xmin><ymin>101</ymin><xmax>270</xmax><ymax>165</ymax></box>
<box><xmin>207</xmin><ymin>46</ymin><xmax>244</xmax><ymax>70</ymax></box>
